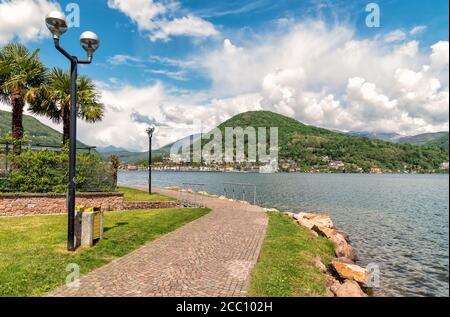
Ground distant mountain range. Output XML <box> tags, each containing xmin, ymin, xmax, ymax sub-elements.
<box><xmin>101</xmin><ymin>111</ymin><xmax>448</xmax><ymax>172</ymax></box>
<box><xmin>2</xmin><ymin>109</ymin><xmax>448</xmax><ymax>170</ymax></box>
<box><xmin>98</xmin><ymin>133</ymin><xmax>202</xmax><ymax>163</ymax></box>
<box><xmin>348</xmin><ymin>131</ymin><xmax>449</xmax><ymax>149</ymax></box>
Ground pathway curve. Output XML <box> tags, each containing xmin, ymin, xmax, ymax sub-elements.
<box><xmin>49</xmin><ymin>187</ymin><xmax>268</xmax><ymax>297</ymax></box>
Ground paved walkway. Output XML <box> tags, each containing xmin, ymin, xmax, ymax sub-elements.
<box><xmin>49</xmin><ymin>187</ymin><xmax>268</xmax><ymax>297</ymax></box>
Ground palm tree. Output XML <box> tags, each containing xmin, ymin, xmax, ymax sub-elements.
<box><xmin>0</xmin><ymin>43</ymin><xmax>46</xmax><ymax>154</ymax></box>
<box><xmin>28</xmin><ymin>68</ymin><xmax>104</xmax><ymax>144</ymax></box>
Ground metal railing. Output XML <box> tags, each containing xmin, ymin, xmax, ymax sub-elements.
<box><xmin>179</xmin><ymin>182</ymin><xmax>206</xmax><ymax>207</ymax></box>
<box><xmin>223</xmin><ymin>182</ymin><xmax>257</xmax><ymax>205</ymax></box>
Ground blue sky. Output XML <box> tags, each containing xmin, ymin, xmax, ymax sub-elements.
<box><xmin>29</xmin><ymin>0</ymin><xmax>449</xmax><ymax>90</ymax></box>
<box><xmin>0</xmin><ymin>0</ymin><xmax>449</xmax><ymax>150</ymax></box>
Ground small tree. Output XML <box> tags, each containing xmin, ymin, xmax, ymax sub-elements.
<box><xmin>27</xmin><ymin>68</ymin><xmax>104</xmax><ymax>145</ymax></box>
<box><xmin>0</xmin><ymin>43</ymin><xmax>46</xmax><ymax>154</ymax></box>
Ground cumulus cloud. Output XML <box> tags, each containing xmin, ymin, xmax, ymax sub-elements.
<box><xmin>107</xmin><ymin>0</ymin><xmax>218</xmax><ymax>42</ymax></box>
<box><xmin>0</xmin><ymin>0</ymin><xmax>60</xmax><ymax>44</ymax></box>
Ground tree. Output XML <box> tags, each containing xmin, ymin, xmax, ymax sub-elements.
<box><xmin>28</xmin><ymin>68</ymin><xmax>104</xmax><ymax>144</ymax></box>
<box><xmin>0</xmin><ymin>43</ymin><xmax>46</xmax><ymax>154</ymax></box>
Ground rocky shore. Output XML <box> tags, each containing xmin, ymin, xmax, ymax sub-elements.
<box><xmin>276</xmin><ymin>210</ymin><xmax>371</xmax><ymax>297</ymax></box>
<box><xmin>165</xmin><ymin>187</ymin><xmax>371</xmax><ymax>297</ymax></box>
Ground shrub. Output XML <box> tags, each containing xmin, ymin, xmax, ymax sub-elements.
<box><xmin>4</xmin><ymin>149</ymin><xmax>115</xmax><ymax>193</ymax></box>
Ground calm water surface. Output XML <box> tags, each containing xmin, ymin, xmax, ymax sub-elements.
<box><xmin>119</xmin><ymin>171</ymin><xmax>449</xmax><ymax>297</ymax></box>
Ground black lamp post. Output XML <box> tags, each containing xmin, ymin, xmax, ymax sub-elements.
<box><xmin>146</xmin><ymin>127</ymin><xmax>155</xmax><ymax>194</ymax></box>
<box><xmin>45</xmin><ymin>11</ymin><xmax>100</xmax><ymax>252</ymax></box>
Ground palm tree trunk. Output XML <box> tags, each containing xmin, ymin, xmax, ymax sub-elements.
<box><xmin>62</xmin><ymin>106</ymin><xmax>70</xmax><ymax>145</ymax></box>
<box><xmin>11</xmin><ymin>89</ymin><xmax>24</xmax><ymax>155</ymax></box>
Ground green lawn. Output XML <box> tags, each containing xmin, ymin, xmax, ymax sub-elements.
<box><xmin>249</xmin><ymin>212</ymin><xmax>335</xmax><ymax>297</ymax></box>
<box><xmin>118</xmin><ymin>186</ymin><xmax>176</xmax><ymax>202</ymax></box>
<box><xmin>0</xmin><ymin>207</ymin><xmax>210</xmax><ymax>297</ymax></box>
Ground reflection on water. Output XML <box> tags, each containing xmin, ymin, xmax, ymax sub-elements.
<box><xmin>119</xmin><ymin>171</ymin><xmax>449</xmax><ymax>297</ymax></box>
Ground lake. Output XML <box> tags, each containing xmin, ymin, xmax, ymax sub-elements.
<box><xmin>119</xmin><ymin>171</ymin><xmax>449</xmax><ymax>297</ymax></box>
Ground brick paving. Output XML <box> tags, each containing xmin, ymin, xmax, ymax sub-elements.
<box><xmin>48</xmin><ymin>187</ymin><xmax>268</xmax><ymax>297</ymax></box>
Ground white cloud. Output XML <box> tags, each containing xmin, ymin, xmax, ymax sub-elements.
<box><xmin>149</xmin><ymin>15</ymin><xmax>219</xmax><ymax>42</ymax></box>
<box><xmin>108</xmin><ymin>54</ymin><xmax>142</xmax><ymax>65</ymax></box>
<box><xmin>430</xmin><ymin>41</ymin><xmax>449</xmax><ymax>70</ymax></box>
<box><xmin>410</xmin><ymin>25</ymin><xmax>427</xmax><ymax>35</ymax></box>
<box><xmin>0</xmin><ymin>0</ymin><xmax>60</xmax><ymax>44</ymax></box>
<box><xmin>144</xmin><ymin>68</ymin><xmax>187</xmax><ymax>81</ymax></box>
<box><xmin>384</xmin><ymin>30</ymin><xmax>407</xmax><ymax>43</ymax></box>
<box><xmin>107</xmin><ymin>0</ymin><xmax>219</xmax><ymax>41</ymax></box>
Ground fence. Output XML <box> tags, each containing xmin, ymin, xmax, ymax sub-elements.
<box><xmin>223</xmin><ymin>182</ymin><xmax>257</xmax><ymax>205</ymax></box>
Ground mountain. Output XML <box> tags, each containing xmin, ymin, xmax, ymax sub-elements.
<box><xmin>348</xmin><ymin>131</ymin><xmax>403</xmax><ymax>143</ymax></box>
<box><xmin>398</xmin><ymin>132</ymin><xmax>449</xmax><ymax>148</ymax></box>
<box><xmin>99</xmin><ymin>134</ymin><xmax>201</xmax><ymax>164</ymax></box>
<box><xmin>97</xmin><ymin>145</ymin><xmax>127</xmax><ymax>153</ymax></box>
<box><xmin>348</xmin><ymin>130</ymin><xmax>449</xmax><ymax>149</ymax></box>
<box><xmin>211</xmin><ymin>111</ymin><xmax>448</xmax><ymax>171</ymax></box>
<box><xmin>0</xmin><ymin>109</ymin><xmax>89</xmax><ymax>149</ymax></box>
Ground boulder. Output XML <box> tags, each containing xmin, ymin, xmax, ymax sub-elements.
<box><xmin>334</xmin><ymin>280</ymin><xmax>367</xmax><ymax>297</ymax></box>
<box><xmin>334</xmin><ymin>242</ymin><xmax>355</xmax><ymax>260</ymax></box>
<box><xmin>336</xmin><ymin>229</ymin><xmax>350</xmax><ymax>242</ymax></box>
<box><xmin>312</xmin><ymin>226</ymin><xmax>355</xmax><ymax>260</ymax></box>
<box><xmin>198</xmin><ymin>191</ymin><xmax>209</xmax><ymax>196</ymax></box>
<box><xmin>334</xmin><ymin>257</ymin><xmax>354</xmax><ymax>264</ymax></box>
<box><xmin>330</xmin><ymin>261</ymin><xmax>368</xmax><ymax>287</ymax></box>
<box><xmin>297</xmin><ymin>217</ymin><xmax>315</xmax><ymax>229</ymax></box>
<box><xmin>302</xmin><ymin>213</ymin><xmax>334</xmax><ymax>228</ymax></box>
<box><xmin>325</xmin><ymin>288</ymin><xmax>335</xmax><ymax>297</ymax></box>
<box><xmin>314</xmin><ymin>257</ymin><xmax>327</xmax><ymax>273</ymax></box>
<box><xmin>330</xmin><ymin>279</ymin><xmax>342</xmax><ymax>294</ymax></box>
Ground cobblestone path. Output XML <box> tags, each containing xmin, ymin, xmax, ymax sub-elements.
<box><xmin>49</xmin><ymin>188</ymin><xmax>268</xmax><ymax>297</ymax></box>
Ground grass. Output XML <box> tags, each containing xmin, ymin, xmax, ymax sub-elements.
<box><xmin>118</xmin><ymin>186</ymin><xmax>176</xmax><ymax>202</ymax></box>
<box><xmin>249</xmin><ymin>212</ymin><xmax>335</xmax><ymax>297</ymax></box>
<box><xmin>0</xmin><ymin>207</ymin><xmax>210</xmax><ymax>297</ymax></box>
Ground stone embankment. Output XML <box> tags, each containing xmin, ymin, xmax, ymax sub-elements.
<box><xmin>267</xmin><ymin>208</ymin><xmax>371</xmax><ymax>297</ymax></box>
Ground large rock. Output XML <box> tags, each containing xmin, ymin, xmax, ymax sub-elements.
<box><xmin>312</xmin><ymin>226</ymin><xmax>355</xmax><ymax>260</ymax></box>
<box><xmin>297</xmin><ymin>217</ymin><xmax>315</xmax><ymax>229</ymax></box>
<box><xmin>334</xmin><ymin>280</ymin><xmax>367</xmax><ymax>297</ymax></box>
<box><xmin>330</xmin><ymin>261</ymin><xmax>368</xmax><ymax>287</ymax></box>
<box><xmin>334</xmin><ymin>242</ymin><xmax>355</xmax><ymax>260</ymax></box>
<box><xmin>302</xmin><ymin>213</ymin><xmax>334</xmax><ymax>228</ymax></box>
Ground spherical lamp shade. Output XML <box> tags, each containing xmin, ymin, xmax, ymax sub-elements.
<box><xmin>146</xmin><ymin>127</ymin><xmax>155</xmax><ymax>138</ymax></box>
<box><xmin>45</xmin><ymin>11</ymin><xmax>68</xmax><ymax>38</ymax></box>
<box><xmin>80</xmin><ymin>31</ymin><xmax>100</xmax><ymax>56</ymax></box>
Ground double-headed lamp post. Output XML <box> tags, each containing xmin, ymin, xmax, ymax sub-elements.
<box><xmin>45</xmin><ymin>11</ymin><xmax>100</xmax><ymax>252</ymax></box>
<box><xmin>146</xmin><ymin>127</ymin><xmax>155</xmax><ymax>194</ymax></box>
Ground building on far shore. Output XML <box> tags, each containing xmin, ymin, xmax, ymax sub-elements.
<box><xmin>440</xmin><ymin>162</ymin><xmax>449</xmax><ymax>170</ymax></box>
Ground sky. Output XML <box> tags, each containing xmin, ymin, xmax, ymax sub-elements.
<box><xmin>0</xmin><ymin>0</ymin><xmax>449</xmax><ymax>151</ymax></box>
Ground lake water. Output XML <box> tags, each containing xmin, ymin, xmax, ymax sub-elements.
<box><xmin>119</xmin><ymin>171</ymin><xmax>449</xmax><ymax>297</ymax></box>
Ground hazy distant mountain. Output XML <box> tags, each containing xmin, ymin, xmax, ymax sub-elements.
<box><xmin>97</xmin><ymin>145</ymin><xmax>128</xmax><ymax>153</ymax></box>
<box><xmin>98</xmin><ymin>134</ymin><xmax>201</xmax><ymax>164</ymax></box>
<box><xmin>348</xmin><ymin>131</ymin><xmax>404</xmax><ymax>143</ymax></box>
<box><xmin>348</xmin><ymin>130</ymin><xmax>449</xmax><ymax>149</ymax></box>
<box><xmin>398</xmin><ymin>132</ymin><xmax>449</xmax><ymax>149</ymax></box>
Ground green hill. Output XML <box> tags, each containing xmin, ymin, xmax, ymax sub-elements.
<box><xmin>398</xmin><ymin>132</ymin><xmax>449</xmax><ymax>149</ymax></box>
<box><xmin>211</xmin><ymin>111</ymin><xmax>448</xmax><ymax>172</ymax></box>
<box><xmin>0</xmin><ymin>109</ymin><xmax>88</xmax><ymax>149</ymax></box>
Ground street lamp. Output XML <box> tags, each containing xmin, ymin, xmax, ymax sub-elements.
<box><xmin>146</xmin><ymin>127</ymin><xmax>155</xmax><ymax>194</ymax></box>
<box><xmin>45</xmin><ymin>11</ymin><xmax>100</xmax><ymax>252</ymax></box>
